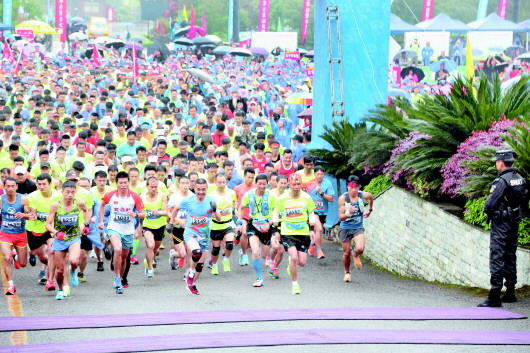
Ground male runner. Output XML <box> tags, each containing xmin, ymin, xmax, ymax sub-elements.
<box><xmin>0</xmin><ymin>177</ymin><xmax>34</xmax><ymax>295</ymax></box>
<box><xmin>273</xmin><ymin>173</ymin><xmax>316</xmax><ymax>294</ymax></box>
<box><xmin>239</xmin><ymin>174</ymin><xmax>277</xmax><ymax>287</ymax></box>
<box><xmin>233</xmin><ymin>167</ymin><xmax>256</xmax><ymax>266</ymax></box>
<box><xmin>46</xmin><ymin>181</ymin><xmax>91</xmax><ymax>300</ymax></box>
<box><xmin>170</xmin><ymin>178</ymin><xmax>220</xmax><ymax>295</ymax></box>
<box><xmin>338</xmin><ymin>175</ymin><xmax>373</xmax><ymax>282</ymax></box>
<box><xmin>99</xmin><ymin>171</ymin><xmax>145</xmax><ymax>294</ymax></box>
<box><xmin>268</xmin><ymin>174</ymin><xmax>288</xmax><ymax>278</ymax></box>
<box><xmin>208</xmin><ymin>173</ymin><xmax>237</xmax><ymax>275</ymax></box>
<box><xmin>142</xmin><ymin>177</ymin><xmax>168</xmax><ymax>278</ymax></box>
<box><xmin>167</xmin><ymin>175</ymin><xmax>193</xmax><ymax>270</ymax></box>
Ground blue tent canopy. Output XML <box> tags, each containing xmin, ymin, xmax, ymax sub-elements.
<box><xmin>0</xmin><ymin>23</ymin><xmax>15</xmax><ymax>31</ymax></box>
<box><xmin>518</xmin><ymin>19</ymin><xmax>530</xmax><ymax>32</ymax></box>
<box><xmin>468</xmin><ymin>13</ymin><xmax>524</xmax><ymax>31</ymax></box>
<box><xmin>390</xmin><ymin>14</ymin><xmax>418</xmax><ymax>34</ymax></box>
<box><xmin>415</xmin><ymin>13</ymin><xmax>471</xmax><ymax>33</ymax></box>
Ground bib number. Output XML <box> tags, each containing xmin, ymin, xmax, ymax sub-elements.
<box><xmin>4</xmin><ymin>220</ymin><xmax>22</xmax><ymax>228</ymax></box>
<box><xmin>114</xmin><ymin>212</ymin><xmax>130</xmax><ymax>223</ymax></box>
<box><xmin>37</xmin><ymin>212</ymin><xmax>48</xmax><ymax>222</ymax></box>
<box><xmin>58</xmin><ymin>214</ymin><xmax>78</xmax><ymax>226</ymax></box>
<box><xmin>146</xmin><ymin>210</ymin><xmax>160</xmax><ymax>219</ymax></box>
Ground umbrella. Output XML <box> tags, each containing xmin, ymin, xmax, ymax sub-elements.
<box><xmin>494</xmin><ymin>62</ymin><xmax>510</xmax><ymax>73</ymax></box>
<box><xmin>148</xmin><ymin>42</ymin><xmax>170</xmax><ymax>57</ymax></box>
<box><xmin>70</xmin><ymin>23</ymin><xmax>87</xmax><ymax>33</ymax></box>
<box><xmin>69</xmin><ymin>32</ymin><xmax>88</xmax><ymax>41</ymax></box>
<box><xmin>130</xmin><ymin>36</ymin><xmax>145</xmax><ymax>42</ymax></box>
<box><xmin>11</xmin><ymin>40</ymin><xmax>28</xmax><ymax>50</ymax></box>
<box><xmin>85</xmin><ymin>46</ymin><xmax>105</xmax><ymax>59</ymax></box>
<box><xmin>186</xmin><ymin>26</ymin><xmax>207</xmax><ymax>39</ymax></box>
<box><xmin>250</xmin><ymin>47</ymin><xmax>269</xmax><ymax>57</ymax></box>
<box><xmin>464</xmin><ymin>47</ymin><xmax>483</xmax><ymax>56</ymax></box>
<box><xmin>296</xmin><ymin>107</ymin><xmax>312</xmax><ymax>118</ymax></box>
<box><xmin>394</xmin><ymin>49</ymin><xmax>417</xmax><ymax>60</ymax></box>
<box><xmin>16</xmin><ymin>20</ymin><xmax>56</xmax><ymax>34</ymax></box>
<box><xmin>504</xmin><ymin>45</ymin><xmax>526</xmax><ymax>58</ymax></box>
<box><xmin>430</xmin><ymin>59</ymin><xmax>459</xmax><ymax>73</ymax></box>
<box><xmin>69</xmin><ymin>16</ymin><xmax>85</xmax><ymax>23</ymax></box>
<box><xmin>517</xmin><ymin>52</ymin><xmax>530</xmax><ymax>63</ymax></box>
<box><xmin>23</xmin><ymin>43</ymin><xmax>46</xmax><ymax>56</ymax></box>
<box><xmin>174</xmin><ymin>37</ymin><xmax>193</xmax><ymax>46</ymax></box>
<box><xmin>388</xmin><ymin>88</ymin><xmax>412</xmax><ymax>104</ymax></box>
<box><xmin>400</xmin><ymin>66</ymin><xmax>425</xmax><ymax>82</ymax></box>
<box><xmin>186</xmin><ymin>68</ymin><xmax>214</xmax><ymax>83</ymax></box>
<box><xmin>305</xmin><ymin>50</ymin><xmax>314</xmax><ymax>58</ymax></box>
<box><xmin>212</xmin><ymin>46</ymin><xmax>230</xmax><ymax>55</ymax></box>
<box><xmin>204</xmin><ymin>35</ymin><xmax>223</xmax><ymax>44</ymax></box>
<box><xmin>0</xmin><ymin>22</ymin><xmax>15</xmax><ymax>31</ymax></box>
<box><xmin>298</xmin><ymin>48</ymin><xmax>308</xmax><ymax>56</ymax></box>
<box><xmin>285</xmin><ymin>92</ymin><xmax>313</xmax><ymax>105</ymax></box>
<box><xmin>192</xmin><ymin>36</ymin><xmax>216</xmax><ymax>46</ymax></box>
<box><xmin>174</xmin><ymin>27</ymin><xmax>190</xmax><ymax>38</ymax></box>
<box><xmin>501</xmin><ymin>76</ymin><xmax>521</xmax><ymax>91</ymax></box>
<box><xmin>488</xmin><ymin>46</ymin><xmax>505</xmax><ymax>53</ymax></box>
<box><xmin>104</xmin><ymin>39</ymin><xmax>125</xmax><ymax>49</ymax></box>
<box><xmin>200</xmin><ymin>44</ymin><xmax>216</xmax><ymax>49</ymax></box>
<box><xmin>125</xmin><ymin>42</ymin><xmax>143</xmax><ymax>51</ymax></box>
<box><xmin>229</xmin><ymin>48</ymin><xmax>253</xmax><ymax>57</ymax></box>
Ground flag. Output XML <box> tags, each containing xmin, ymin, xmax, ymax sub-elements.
<box><xmin>466</xmin><ymin>37</ymin><xmax>474</xmax><ymax>79</ymax></box>
<box><xmin>2</xmin><ymin>41</ymin><xmax>14</xmax><ymax>64</ymax></box>
<box><xmin>201</xmin><ymin>12</ymin><xmax>207</xmax><ymax>32</ymax></box>
<box><xmin>132</xmin><ymin>43</ymin><xmax>139</xmax><ymax>82</ymax></box>
<box><xmin>190</xmin><ymin>7</ymin><xmax>196</xmax><ymax>27</ymax></box>
<box><xmin>156</xmin><ymin>19</ymin><xmax>160</xmax><ymax>35</ymax></box>
<box><xmin>35</xmin><ymin>53</ymin><xmax>42</xmax><ymax>74</ymax></box>
<box><xmin>277</xmin><ymin>16</ymin><xmax>282</xmax><ymax>32</ymax></box>
<box><xmin>476</xmin><ymin>0</ymin><xmax>489</xmax><ymax>20</ymax></box>
<box><xmin>301</xmin><ymin>0</ymin><xmax>311</xmax><ymax>44</ymax></box>
<box><xmin>13</xmin><ymin>51</ymin><xmax>23</xmax><ymax>74</ymax></box>
<box><xmin>176</xmin><ymin>12</ymin><xmax>182</xmax><ymax>27</ymax></box>
<box><xmin>92</xmin><ymin>45</ymin><xmax>102</xmax><ymax>67</ymax></box>
<box><xmin>498</xmin><ymin>0</ymin><xmax>508</xmax><ymax>19</ymax></box>
<box><xmin>182</xmin><ymin>6</ymin><xmax>188</xmax><ymax>22</ymax></box>
<box><xmin>161</xmin><ymin>19</ymin><xmax>166</xmax><ymax>36</ymax></box>
<box><xmin>421</xmin><ymin>0</ymin><xmax>434</xmax><ymax>21</ymax></box>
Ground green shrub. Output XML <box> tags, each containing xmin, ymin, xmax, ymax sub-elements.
<box><xmin>518</xmin><ymin>218</ymin><xmax>530</xmax><ymax>247</ymax></box>
<box><xmin>463</xmin><ymin>198</ymin><xmax>490</xmax><ymax>230</ymax></box>
<box><xmin>363</xmin><ymin>175</ymin><xmax>392</xmax><ymax>197</ymax></box>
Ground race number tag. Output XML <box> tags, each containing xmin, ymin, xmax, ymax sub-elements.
<box><xmin>58</xmin><ymin>214</ymin><xmax>78</xmax><ymax>226</ymax></box>
<box><xmin>4</xmin><ymin>220</ymin><xmax>22</xmax><ymax>228</ymax></box>
<box><xmin>114</xmin><ymin>212</ymin><xmax>130</xmax><ymax>223</ymax></box>
<box><xmin>146</xmin><ymin>210</ymin><xmax>160</xmax><ymax>219</ymax></box>
<box><xmin>37</xmin><ymin>212</ymin><xmax>48</xmax><ymax>222</ymax></box>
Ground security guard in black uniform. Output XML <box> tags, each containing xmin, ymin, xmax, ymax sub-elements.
<box><xmin>480</xmin><ymin>150</ymin><xmax>528</xmax><ymax>307</ymax></box>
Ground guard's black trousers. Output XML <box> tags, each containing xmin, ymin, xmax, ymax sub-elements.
<box><xmin>489</xmin><ymin>220</ymin><xmax>519</xmax><ymax>290</ymax></box>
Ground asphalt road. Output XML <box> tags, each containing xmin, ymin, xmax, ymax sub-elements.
<box><xmin>1</xmin><ymin>238</ymin><xmax>529</xmax><ymax>352</ymax></box>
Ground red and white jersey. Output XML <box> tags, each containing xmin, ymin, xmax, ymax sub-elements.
<box><xmin>102</xmin><ymin>190</ymin><xmax>144</xmax><ymax>235</ymax></box>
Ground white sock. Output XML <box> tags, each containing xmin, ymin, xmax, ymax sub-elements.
<box><xmin>292</xmin><ymin>281</ymin><xmax>298</xmax><ymax>286</ymax></box>
<box><xmin>8</xmin><ymin>280</ymin><xmax>13</xmax><ymax>286</ymax></box>
<box><xmin>188</xmin><ymin>269</ymin><xmax>195</xmax><ymax>277</ymax></box>
<box><xmin>224</xmin><ymin>256</ymin><xmax>229</xmax><ymax>262</ymax></box>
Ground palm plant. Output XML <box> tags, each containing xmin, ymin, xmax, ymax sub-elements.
<box><xmin>503</xmin><ymin>123</ymin><xmax>530</xmax><ymax>180</ymax></box>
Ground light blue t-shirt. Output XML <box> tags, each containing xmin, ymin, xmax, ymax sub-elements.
<box><xmin>180</xmin><ymin>195</ymin><xmax>215</xmax><ymax>240</ymax></box>
<box><xmin>308</xmin><ymin>178</ymin><xmax>335</xmax><ymax>215</ymax></box>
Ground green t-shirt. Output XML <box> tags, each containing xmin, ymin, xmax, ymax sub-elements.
<box><xmin>275</xmin><ymin>192</ymin><xmax>315</xmax><ymax>236</ymax></box>
<box><xmin>208</xmin><ymin>188</ymin><xmax>237</xmax><ymax>230</ymax></box>
<box><xmin>27</xmin><ymin>189</ymin><xmax>62</xmax><ymax>233</ymax></box>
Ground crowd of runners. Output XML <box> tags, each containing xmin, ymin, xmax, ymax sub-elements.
<box><xmin>0</xmin><ymin>47</ymin><xmax>373</xmax><ymax>298</ymax></box>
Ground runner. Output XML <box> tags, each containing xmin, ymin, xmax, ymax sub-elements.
<box><xmin>273</xmin><ymin>173</ymin><xmax>316</xmax><ymax>294</ymax></box>
<box><xmin>306</xmin><ymin>166</ymin><xmax>335</xmax><ymax>259</ymax></box>
<box><xmin>268</xmin><ymin>174</ymin><xmax>288</xmax><ymax>278</ymax></box>
<box><xmin>338</xmin><ymin>175</ymin><xmax>374</xmax><ymax>282</ymax></box>
<box><xmin>274</xmin><ymin>149</ymin><xmax>298</xmax><ymax>179</ymax></box>
<box><xmin>233</xmin><ymin>167</ymin><xmax>256</xmax><ymax>266</ymax></box>
<box><xmin>295</xmin><ymin>155</ymin><xmax>316</xmax><ymax>191</ymax></box>
<box><xmin>90</xmin><ymin>170</ymin><xmax>113</xmax><ymax>271</ymax></box>
<box><xmin>99</xmin><ymin>171</ymin><xmax>145</xmax><ymax>294</ymax></box>
<box><xmin>0</xmin><ymin>177</ymin><xmax>35</xmax><ymax>295</ymax></box>
<box><xmin>141</xmin><ymin>177</ymin><xmax>168</xmax><ymax>278</ymax></box>
<box><xmin>208</xmin><ymin>173</ymin><xmax>237</xmax><ymax>275</ymax></box>
<box><xmin>170</xmin><ymin>178</ymin><xmax>221</xmax><ymax>295</ymax></box>
<box><xmin>239</xmin><ymin>174</ymin><xmax>277</xmax><ymax>287</ymax></box>
<box><xmin>26</xmin><ymin>173</ymin><xmax>62</xmax><ymax>291</ymax></box>
<box><xmin>167</xmin><ymin>175</ymin><xmax>193</xmax><ymax>270</ymax></box>
<box><xmin>45</xmin><ymin>181</ymin><xmax>91</xmax><ymax>300</ymax></box>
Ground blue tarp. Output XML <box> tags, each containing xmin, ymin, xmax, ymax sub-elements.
<box><xmin>0</xmin><ymin>23</ymin><xmax>15</xmax><ymax>31</ymax></box>
<box><xmin>415</xmin><ymin>13</ymin><xmax>471</xmax><ymax>33</ymax></box>
<box><xmin>390</xmin><ymin>14</ymin><xmax>417</xmax><ymax>34</ymax></box>
<box><xmin>468</xmin><ymin>13</ymin><xmax>525</xmax><ymax>32</ymax></box>
<box><xmin>519</xmin><ymin>19</ymin><xmax>530</xmax><ymax>31</ymax></box>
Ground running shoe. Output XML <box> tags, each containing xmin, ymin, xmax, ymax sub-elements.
<box><xmin>122</xmin><ymin>279</ymin><xmax>129</xmax><ymax>288</ymax></box>
<box><xmin>353</xmin><ymin>256</ymin><xmax>362</xmax><ymax>270</ymax></box>
<box><xmin>186</xmin><ymin>273</ymin><xmax>194</xmax><ymax>286</ymax></box>
<box><xmin>292</xmin><ymin>283</ymin><xmax>301</xmax><ymax>295</ymax></box>
<box><xmin>38</xmin><ymin>270</ymin><xmax>47</xmax><ymax>284</ymax></box>
<box><xmin>152</xmin><ymin>258</ymin><xmax>157</xmax><ymax>268</ymax></box>
<box><xmin>159</xmin><ymin>243</ymin><xmax>165</xmax><ymax>250</ymax></box>
<box><xmin>55</xmin><ymin>290</ymin><xmax>64</xmax><ymax>300</ymax></box>
<box><xmin>343</xmin><ymin>272</ymin><xmax>352</xmax><ymax>282</ymax></box>
<box><xmin>317</xmin><ymin>250</ymin><xmax>325</xmax><ymax>259</ymax></box>
<box><xmin>169</xmin><ymin>249</ymin><xmax>176</xmax><ymax>270</ymax></box>
<box><xmin>113</xmin><ymin>276</ymin><xmax>122</xmax><ymax>288</ymax></box>
<box><xmin>45</xmin><ymin>280</ymin><xmax>56</xmax><ymax>291</ymax></box>
<box><xmin>267</xmin><ymin>267</ymin><xmax>279</xmax><ymax>279</ymax></box>
<box><xmin>104</xmin><ymin>247</ymin><xmax>112</xmax><ymax>260</ymax></box>
<box><xmin>308</xmin><ymin>244</ymin><xmax>315</xmax><ymax>257</ymax></box>
<box><xmin>238</xmin><ymin>249</ymin><xmax>244</xmax><ymax>266</ymax></box>
<box><xmin>207</xmin><ymin>257</ymin><xmax>213</xmax><ymax>269</ymax></box>
<box><xmin>63</xmin><ymin>285</ymin><xmax>70</xmax><ymax>297</ymax></box>
<box><xmin>12</xmin><ymin>250</ymin><xmax>20</xmax><ymax>269</ymax></box>
<box><xmin>187</xmin><ymin>284</ymin><xmax>199</xmax><ymax>295</ymax></box>
<box><xmin>223</xmin><ymin>259</ymin><xmax>231</xmax><ymax>272</ymax></box>
<box><xmin>5</xmin><ymin>285</ymin><xmax>16</xmax><ymax>295</ymax></box>
<box><xmin>77</xmin><ymin>272</ymin><xmax>86</xmax><ymax>283</ymax></box>
<box><xmin>69</xmin><ymin>271</ymin><xmax>79</xmax><ymax>287</ymax></box>
<box><xmin>177</xmin><ymin>257</ymin><xmax>185</xmax><ymax>268</ymax></box>
<box><xmin>130</xmin><ymin>255</ymin><xmax>139</xmax><ymax>265</ymax></box>
<box><xmin>115</xmin><ymin>286</ymin><xmax>124</xmax><ymax>294</ymax></box>
<box><xmin>97</xmin><ymin>262</ymin><xmax>104</xmax><ymax>272</ymax></box>
<box><xmin>253</xmin><ymin>278</ymin><xmax>264</xmax><ymax>287</ymax></box>
<box><xmin>211</xmin><ymin>264</ymin><xmax>219</xmax><ymax>275</ymax></box>
<box><xmin>146</xmin><ymin>269</ymin><xmax>154</xmax><ymax>278</ymax></box>
<box><xmin>29</xmin><ymin>255</ymin><xmax>37</xmax><ymax>267</ymax></box>
<box><xmin>242</xmin><ymin>254</ymin><xmax>249</xmax><ymax>266</ymax></box>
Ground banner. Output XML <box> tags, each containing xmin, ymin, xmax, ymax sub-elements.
<box><xmin>3</xmin><ymin>0</ymin><xmax>13</xmax><ymax>37</ymax></box>
<box><xmin>107</xmin><ymin>7</ymin><xmax>115</xmax><ymax>22</ymax></box>
<box><xmin>16</xmin><ymin>30</ymin><xmax>34</xmax><ymax>39</ymax></box>
<box><xmin>306</xmin><ymin>64</ymin><xmax>314</xmax><ymax>77</ymax></box>
<box><xmin>285</xmin><ymin>50</ymin><xmax>301</xmax><ymax>60</ymax></box>
<box><xmin>92</xmin><ymin>46</ymin><xmax>102</xmax><ymax>67</ymax></box>
<box><xmin>55</xmin><ymin>0</ymin><xmax>67</xmax><ymax>42</ymax></box>
<box><xmin>239</xmin><ymin>38</ymin><xmax>251</xmax><ymax>48</ymax></box>
<box><xmin>201</xmin><ymin>12</ymin><xmax>207</xmax><ymax>32</ymax></box>
<box><xmin>466</xmin><ymin>37</ymin><xmax>474</xmax><ymax>79</ymax></box>
<box><xmin>258</xmin><ymin>0</ymin><xmax>270</xmax><ymax>32</ymax></box>
<box><xmin>476</xmin><ymin>0</ymin><xmax>489</xmax><ymax>20</ymax></box>
<box><xmin>190</xmin><ymin>7</ymin><xmax>196</xmax><ymax>27</ymax></box>
<box><xmin>498</xmin><ymin>0</ymin><xmax>508</xmax><ymax>19</ymax></box>
<box><xmin>2</xmin><ymin>42</ymin><xmax>14</xmax><ymax>65</ymax></box>
<box><xmin>421</xmin><ymin>0</ymin><xmax>434</xmax><ymax>21</ymax></box>
<box><xmin>301</xmin><ymin>0</ymin><xmax>311</xmax><ymax>44</ymax></box>
<box><xmin>182</xmin><ymin>5</ymin><xmax>188</xmax><ymax>22</ymax></box>
<box><xmin>228</xmin><ymin>0</ymin><xmax>233</xmax><ymax>42</ymax></box>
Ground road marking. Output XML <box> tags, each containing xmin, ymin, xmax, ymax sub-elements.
<box><xmin>0</xmin><ymin>250</ymin><xmax>27</xmax><ymax>345</ymax></box>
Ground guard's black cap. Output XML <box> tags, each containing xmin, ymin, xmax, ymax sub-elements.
<box><xmin>493</xmin><ymin>150</ymin><xmax>515</xmax><ymax>162</ymax></box>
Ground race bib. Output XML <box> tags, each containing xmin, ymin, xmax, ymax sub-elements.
<box><xmin>58</xmin><ymin>214</ymin><xmax>78</xmax><ymax>226</ymax></box>
<box><xmin>314</xmin><ymin>200</ymin><xmax>324</xmax><ymax>210</ymax></box>
<box><xmin>37</xmin><ymin>212</ymin><xmax>48</xmax><ymax>222</ymax></box>
<box><xmin>252</xmin><ymin>220</ymin><xmax>270</xmax><ymax>233</ymax></box>
<box><xmin>177</xmin><ymin>209</ymin><xmax>187</xmax><ymax>219</ymax></box>
<box><xmin>285</xmin><ymin>221</ymin><xmax>306</xmax><ymax>230</ymax></box>
<box><xmin>146</xmin><ymin>210</ymin><xmax>161</xmax><ymax>219</ymax></box>
<box><xmin>114</xmin><ymin>212</ymin><xmax>130</xmax><ymax>224</ymax></box>
<box><xmin>4</xmin><ymin>220</ymin><xmax>22</xmax><ymax>229</ymax></box>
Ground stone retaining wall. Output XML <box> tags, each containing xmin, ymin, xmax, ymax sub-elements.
<box><xmin>363</xmin><ymin>186</ymin><xmax>530</xmax><ymax>289</ymax></box>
